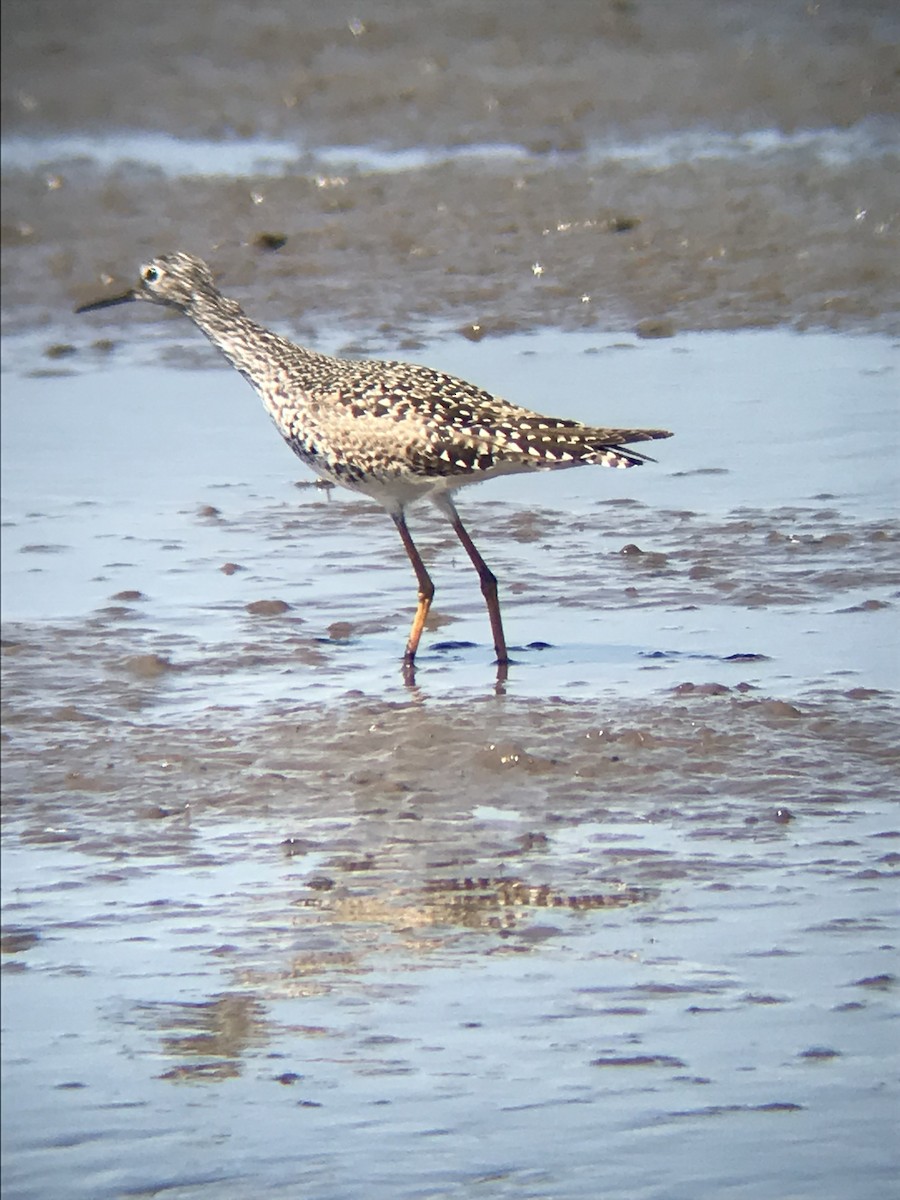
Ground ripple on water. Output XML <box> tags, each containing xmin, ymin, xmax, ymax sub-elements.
<box><xmin>2</xmin><ymin>332</ymin><xmax>898</xmax><ymax>1200</ymax></box>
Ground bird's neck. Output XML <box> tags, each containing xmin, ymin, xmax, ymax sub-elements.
<box><xmin>186</xmin><ymin>290</ymin><xmax>312</xmax><ymax>389</ymax></box>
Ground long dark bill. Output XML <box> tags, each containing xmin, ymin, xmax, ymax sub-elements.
<box><xmin>75</xmin><ymin>290</ymin><xmax>137</xmax><ymax>314</ymax></box>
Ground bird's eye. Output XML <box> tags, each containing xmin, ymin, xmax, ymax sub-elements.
<box><xmin>141</xmin><ymin>265</ymin><xmax>160</xmax><ymax>284</ymax></box>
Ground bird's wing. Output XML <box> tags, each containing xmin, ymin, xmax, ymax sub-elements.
<box><xmin>302</xmin><ymin>357</ymin><xmax>671</xmax><ymax>458</ymax></box>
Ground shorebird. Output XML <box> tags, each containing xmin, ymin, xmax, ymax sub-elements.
<box><xmin>77</xmin><ymin>253</ymin><xmax>671</xmax><ymax>673</ymax></box>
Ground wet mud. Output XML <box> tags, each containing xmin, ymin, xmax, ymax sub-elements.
<box><xmin>3</xmin><ymin>675</ymin><xmax>899</xmax><ymax>1198</ymax></box>
<box><xmin>3</xmin><ymin>329</ymin><xmax>898</xmax><ymax>1200</ymax></box>
<box><xmin>2</xmin><ymin>1</ymin><xmax>899</xmax><ymax>339</ymax></box>
<box><xmin>2</xmin><ymin>3</ymin><xmax>899</xmax><ymax>1199</ymax></box>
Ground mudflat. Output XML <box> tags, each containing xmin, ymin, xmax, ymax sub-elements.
<box><xmin>2</xmin><ymin>5</ymin><xmax>898</xmax><ymax>1199</ymax></box>
<box><xmin>2</xmin><ymin>0</ymin><xmax>898</xmax><ymax>338</ymax></box>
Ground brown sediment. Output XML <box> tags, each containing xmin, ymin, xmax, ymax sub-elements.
<box><xmin>1</xmin><ymin>0</ymin><xmax>897</xmax><ymax>341</ymax></box>
<box><xmin>1</xmin><ymin>5</ymin><xmax>898</xmax><ymax>1193</ymax></box>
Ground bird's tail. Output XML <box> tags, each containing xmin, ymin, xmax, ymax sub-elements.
<box><xmin>572</xmin><ymin>426</ymin><xmax>673</xmax><ymax>469</ymax></box>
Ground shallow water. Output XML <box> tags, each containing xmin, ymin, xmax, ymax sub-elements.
<box><xmin>3</xmin><ymin>327</ymin><xmax>899</xmax><ymax>1200</ymax></box>
<box><xmin>2</xmin><ymin>687</ymin><xmax>899</xmax><ymax>1200</ymax></box>
<box><xmin>4</xmin><ymin>119</ymin><xmax>896</xmax><ymax>178</ymax></box>
<box><xmin>3</xmin><ymin>330</ymin><xmax>898</xmax><ymax>707</ymax></box>
<box><xmin>3</xmin><ymin>1</ymin><xmax>899</xmax><ymax>1194</ymax></box>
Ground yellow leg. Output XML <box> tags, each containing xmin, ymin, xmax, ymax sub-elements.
<box><xmin>392</xmin><ymin>512</ymin><xmax>435</xmax><ymax>666</ymax></box>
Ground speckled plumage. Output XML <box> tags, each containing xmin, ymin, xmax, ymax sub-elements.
<box><xmin>77</xmin><ymin>252</ymin><xmax>672</xmax><ymax>672</ymax></box>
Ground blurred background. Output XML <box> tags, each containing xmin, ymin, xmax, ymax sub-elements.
<box><xmin>2</xmin><ymin>0</ymin><xmax>898</xmax><ymax>342</ymax></box>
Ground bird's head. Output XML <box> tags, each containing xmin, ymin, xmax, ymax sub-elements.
<box><xmin>76</xmin><ymin>252</ymin><xmax>219</xmax><ymax>314</ymax></box>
